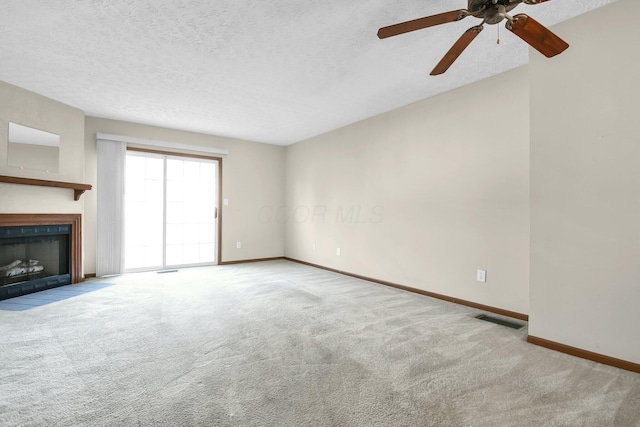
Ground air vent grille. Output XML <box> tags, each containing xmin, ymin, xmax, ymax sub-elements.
<box><xmin>475</xmin><ymin>314</ymin><xmax>525</xmax><ymax>330</ymax></box>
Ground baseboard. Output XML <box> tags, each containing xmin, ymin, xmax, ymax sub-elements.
<box><xmin>284</xmin><ymin>257</ymin><xmax>528</xmax><ymax>322</ymax></box>
<box><xmin>84</xmin><ymin>273</ymin><xmax>97</xmax><ymax>279</ymax></box>
<box><xmin>220</xmin><ymin>257</ymin><xmax>285</xmax><ymax>266</ymax></box>
<box><xmin>528</xmin><ymin>335</ymin><xmax>640</xmax><ymax>374</ymax></box>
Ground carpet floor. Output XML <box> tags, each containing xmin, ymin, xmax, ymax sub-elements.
<box><xmin>0</xmin><ymin>260</ymin><xmax>638</xmax><ymax>426</ymax></box>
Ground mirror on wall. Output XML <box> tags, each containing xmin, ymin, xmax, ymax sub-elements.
<box><xmin>7</xmin><ymin>122</ymin><xmax>60</xmax><ymax>173</ymax></box>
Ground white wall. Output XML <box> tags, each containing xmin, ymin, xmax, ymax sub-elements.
<box><xmin>286</xmin><ymin>67</ymin><xmax>531</xmax><ymax>315</ymax></box>
<box><xmin>84</xmin><ymin>117</ymin><xmax>285</xmax><ymax>274</ymax></box>
<box><xmin>529</xmin><ymin>0</ymin><xmax>640</xmax><ymax>363</ymax></box>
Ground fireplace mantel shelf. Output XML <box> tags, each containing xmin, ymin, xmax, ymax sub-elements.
<box><xmin>0</xmin><ymin>175</ymin><xmax>92</xmax><ymax>201</ymax></box>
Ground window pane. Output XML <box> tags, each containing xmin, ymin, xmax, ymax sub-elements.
<box><xmin>125</xmin><ymin>154</ymin><xmax>164</xmax><ymax>269</ymax></box>
<box><xmin>166</xmin><ymin>158</ymin><xmax>217</xmax><ymax>265</ymax></box>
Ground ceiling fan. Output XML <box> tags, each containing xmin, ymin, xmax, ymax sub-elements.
<box><xmin>377</xmin><ymin>0</ymin><xmax>569</xmax><ymax>75</ymax></box>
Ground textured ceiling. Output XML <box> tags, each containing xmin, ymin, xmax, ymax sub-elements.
<box><xmin>0</xmin><ymin>0</ymin><xmax>620</xmax><ymax>145</ymax></box>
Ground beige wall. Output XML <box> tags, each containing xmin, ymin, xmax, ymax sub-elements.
<box><xmin>3</xmin><ymin>0</ymin><xmax>637</xmax><ymax>365</ymax></box>
<box><xmin>0</xmin><ymin>81</ymin><xmax>86</xmax><ymax>213</ymax></box>
<box><xmin>0</xmin><ymin>81</ymin><xmax>85</xmax><ymax>187</ymax></box>
<box><xmin>7</xmin><ymin>143</ymin><xmax>60</xmax><ymax>174</ymax></box>
<box><xmin>529</xmin><ymin>0</ymin><xmax>640</xmax><ymax>363</ymax></box>
<box><xmin>285</xmin><ymin>67</ymin><xmax>531</xmax><ymax>315</ymax></box>
<box><xmin>84</xmin><ymin>117</ymin><xmax>285</xmax><ymax>274</ymax></box>
<box><xmin>0</xmin><ymin>81</ymin><xmax>286</xmax><ymax>277</ymax></box>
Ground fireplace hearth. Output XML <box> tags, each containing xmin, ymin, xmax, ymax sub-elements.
<box><xmin>0</xmin><ymin>214</ymin><xmax>82</xmax><ymax>301</ymax></box>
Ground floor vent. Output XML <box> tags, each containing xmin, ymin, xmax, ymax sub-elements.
<box><xmin>157</xmin><ymin>270</ymin><xmax>179</xmax><ymax>274</ymax></box>
<box><xmin>475</xmin><ymin>314</ymin><xmax>525</xmax><ymax>330</ymax></box>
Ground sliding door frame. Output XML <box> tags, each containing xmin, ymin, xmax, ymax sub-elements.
<box><xmin>126</xmin><ymin>147</ymin><xmax>223</xmax><ymax>266</ymax></box>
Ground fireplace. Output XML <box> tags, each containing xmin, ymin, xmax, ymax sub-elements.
<box><xmin>0</xmin><ymin>214</ymin><xmax>82</xmax><ymax>301</ymax></box>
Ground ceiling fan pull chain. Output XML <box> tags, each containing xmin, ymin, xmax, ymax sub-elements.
<box><xmin>497</xmin><ymin>25</ymin><xmax>501</xmax><ymax>44</ymax></box>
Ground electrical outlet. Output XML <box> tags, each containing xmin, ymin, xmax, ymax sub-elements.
<box><xmin>477</xmin><ymin>269</ymin><xmax>487</xmax><ymax>283</ymax></box>
<box><xmin>312</xmin><ymin>243</ymin><xmax>316</xmax><ymax>251</ymax></box>
<box><xmin>336</xmin><ymin>247</ymin><xmax>341</xmax><ymax>256</ymax></box>
<box><xmin>224</xmin><ymin>198</ymin><xmax>229</xmax><ymax>206</ymax></box>
<box><xmin>236</xmin><ymin>241</ymin><xmax>242</xmax><ymax>249</ymax></box>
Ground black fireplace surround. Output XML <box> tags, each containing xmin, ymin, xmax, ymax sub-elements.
<box><xmin>0</xmin><ymin>224</ymin><xmax>71</xmax><ymax>300</ymax></box>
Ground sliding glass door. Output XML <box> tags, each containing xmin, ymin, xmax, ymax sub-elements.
<box><xmin>165</xmin><ymin>156</ymin><xmax>218</xmax><ymax>266</ymax></box>
<box><xmin>124</xmin><ymin>151</ymin><xmax>219</xmax><ymax>271</ymax></box>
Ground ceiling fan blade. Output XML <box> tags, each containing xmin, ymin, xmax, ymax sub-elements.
<box><xmin>523</xmin><ymin>0</ymin><xmax>552</xmax><ymax>4</ymax></box>
<box><xmin>507</xmin><ymin>14</ymin><xmax>569</xmax><ymax>58</ymax></box>
<box><xmin>377</xmin><ymin>10</ymin><xmax>468</xmax><ymax>39</ymax></box>
<box><xmin>430</xmin><ymin>25</ymin><xmax>483</xmax><ymax>76</ymax></box>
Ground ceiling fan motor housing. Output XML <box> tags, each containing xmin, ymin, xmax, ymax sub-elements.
<box><xmin>468</xmin><ymin>0</ymin><xmax>520</xmax><ymax>15</ymax></box>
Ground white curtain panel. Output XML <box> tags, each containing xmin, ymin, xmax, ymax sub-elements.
<box><xmin>96</xmin><ymin>139</ymin><xmax>126</xmax><ymax>276</ymax></box>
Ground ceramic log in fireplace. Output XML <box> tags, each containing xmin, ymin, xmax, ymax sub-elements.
<box><xmin>0</xmin><ymin>214</ymin><xmax>82</xmax><ymax>300</ymax></box>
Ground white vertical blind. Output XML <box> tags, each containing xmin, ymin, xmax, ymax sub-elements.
<box><xmin>96</xmin><ymin>139</ymin><xmax>126</xmax><ymax>276</ymax></box>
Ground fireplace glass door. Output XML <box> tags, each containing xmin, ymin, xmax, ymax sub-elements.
<box><xmin>0</xmin><ymin>225</ymin><xmax>71</xmax><ymax>300</ymax></box>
